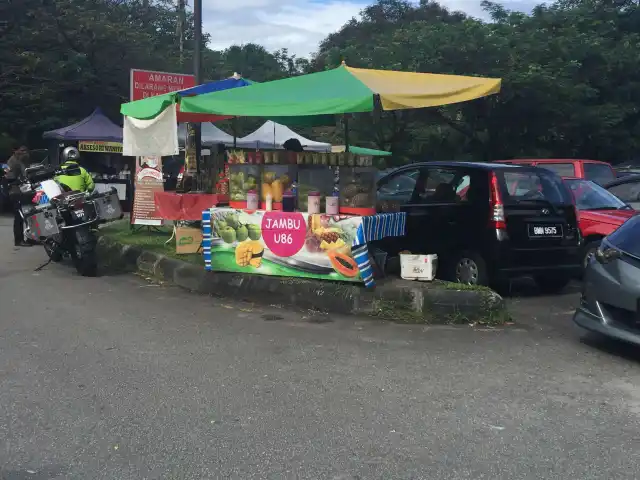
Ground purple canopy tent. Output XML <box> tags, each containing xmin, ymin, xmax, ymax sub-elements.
<box><xmin>43</xmin><ymin>107</ymin><xmax>122</xmax><ymax>142</ymax></box>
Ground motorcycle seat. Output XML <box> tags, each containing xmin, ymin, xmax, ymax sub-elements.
<box><xmin>54</xmin><ymin>190</ymin><xmax>82</xmax><ymax>198</ymax></box>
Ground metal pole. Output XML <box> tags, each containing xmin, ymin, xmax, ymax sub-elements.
<box><xmin>233</xmin><ymin>117</ymin><xmax>237</xmax><ymax>148</ymax></box>
<box><xmin>344</xmin><ymin>114</ymin><xmax>350</xmax><ymax>152</ymax></box>
<box><xmin>193</xmin><ymin>0</ymin><xmax>202</xmax><ymax>183</ymax></box>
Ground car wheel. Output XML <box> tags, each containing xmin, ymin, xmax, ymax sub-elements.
<box><xmin>449</xmin><ymin>251</ymin><xmax>489</xmax><ymax>286</ymax></box>
<box><xmin>582</xmin><ymin>240</ymin><xmax>601</xmax><ymax>270</ymax></box>
<box><xmin>533</xmin><ymin>274</ymin><xmax>572</xmax><ymax>294</ymax></box>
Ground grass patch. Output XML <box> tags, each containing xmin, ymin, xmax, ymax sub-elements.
<box><xmin>99</xmin><ymin>220</ymin><xmax>202</xmax><ymax>265</ymax></box>
<box><xmin>433</xmin><ymin>279</ymin><xmax>493</xmax><ymax>292</ymax></box>
<box><xmin>369</xmin><ymin>298</ymin><xmax>429</xmax><ymax>324</ymax></box>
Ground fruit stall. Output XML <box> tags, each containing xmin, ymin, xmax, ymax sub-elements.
<box><xmin>202</xmin><ymin>149</ymin><xmax>406</xmax><ymax>287</ymax></box>
<box><xmin>120</xmin><ymin>63</ymin><xmax>502</xmax><ymax>287</ymax></box>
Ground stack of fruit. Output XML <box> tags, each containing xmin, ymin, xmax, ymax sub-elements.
<box><xmin>229</xmin><ymin>168</ymin><xmax>259</xmax><ymax>202</ymax></box>
<box><xmin>214</xmin><ymin>212</ymin><xmax>262</xmax><ymax>244</ymax></box>
<box><xmin>261</xmin><ymin>168</ymin><xmax>293</xmax><ymax>205</ymax></box>
<box><xmin>215</xmin><ymin>170</ymin><xmax>229</xmax><ymax>195</ymax></box>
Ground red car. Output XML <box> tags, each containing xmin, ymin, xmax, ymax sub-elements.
<box><xmin>563</xmin><ymin>178</ymin><xmax>637</xmax><ymax>266</ymax></box>
<box><xmin>495</xmin><ymin>159</ymin><xmax>616</xmax><ymax>185</ymax></box>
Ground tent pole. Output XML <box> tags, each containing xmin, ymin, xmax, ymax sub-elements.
<box><xmin>232</xmin><ymin>117</ymin><xmax>237</xmax><ymax>148</ymax></box>
<box><xmin>273</xmin><ymin>121</ymin><xmax>276</xmax><ymax>149</ymax></box>
<box><xmin>193</xmin><ymin>0</ymin><xmax>202</xmax><ymax>186</ymax></box>
<box><xmin>344</xmin><ymin>114</ymin><xmax>350</xmax><ymax>152</ymax></box>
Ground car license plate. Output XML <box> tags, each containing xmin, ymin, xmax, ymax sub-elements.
<box><xmin>528</xmin><ymin>224</ymin><xmax>562</xmax><ymax>238</ymax></box>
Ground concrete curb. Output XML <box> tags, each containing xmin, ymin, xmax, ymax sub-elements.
<box><xmin>97</xmin><ymin>236</ymin><xmax>509</xmax><ymax>325</ymax></box>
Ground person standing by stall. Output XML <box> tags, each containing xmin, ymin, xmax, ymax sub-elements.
<box><xmin>6</xmin><ymin>146</ymin><xmax>31</xmax><ymax>247</ymax></box>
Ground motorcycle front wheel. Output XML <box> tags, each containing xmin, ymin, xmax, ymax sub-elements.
<box><xmin>71</xmin><ymin>227</ymin><xmax>98</xmax><ymax>277</ymax></box>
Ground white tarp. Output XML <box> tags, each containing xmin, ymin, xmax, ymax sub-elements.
<box><xmin>238</xmin><ymin>121</ymin><xmax>331</xmax><ymax>152</ymax></box>
<box><xmin>177</xmin><ymin>122</ymin><xmax>249</xmax><ymax>148</ymax></box>
<box><xmin>123</xmin><ymin>103</ymin><xmax>179</xmax><ymax>157</ymax></box>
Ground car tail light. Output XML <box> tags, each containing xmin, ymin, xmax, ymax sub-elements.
<box><xmin>489</xmin><ymin>172</ymin><xmax>507</xmax><ymax>230</ymax></box>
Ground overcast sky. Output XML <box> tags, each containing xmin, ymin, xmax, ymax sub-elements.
<box><xmin>202</xmin><ymin>0</ymin><xmax>538</xmax><ymax>57</ymax></box>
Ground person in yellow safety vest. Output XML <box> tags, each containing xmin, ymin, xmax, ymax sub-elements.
<box><xmin>56</xmin><ymin>146</ymin><xmax>95</xmax><ymax>193</ymax></box>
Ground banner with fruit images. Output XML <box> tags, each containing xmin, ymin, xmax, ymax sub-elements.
<box><xmin>210</xmin><ymin>208</ymin><xmax>363</xmax><ymax>282</ymax></box>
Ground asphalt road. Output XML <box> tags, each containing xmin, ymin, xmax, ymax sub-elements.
<box><xmin>1</xmin><ymin>216</ymin><xmax>640</xmax><ymax>480</ymax></box>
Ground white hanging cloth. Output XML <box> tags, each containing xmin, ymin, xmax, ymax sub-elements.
<box><xmin>123</xmin><ymin>104</ymin><xmax>179</xmax><ymax>157</ymax></box>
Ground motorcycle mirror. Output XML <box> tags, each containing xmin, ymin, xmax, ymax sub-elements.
<box><xmin>25</xmin><ymin>163</ymin><xmax>45</xmax><ymax>173</ymax></box>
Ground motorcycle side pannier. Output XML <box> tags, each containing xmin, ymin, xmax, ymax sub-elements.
<box><xmin>24</xmin><ymin>206</ymin><xmax>59</xmax><ymax>240</ymax></box>
<box><xmin>94</xmin><ymin>190</ymin><xmax>123</xmax><ymax>221</ymax></box>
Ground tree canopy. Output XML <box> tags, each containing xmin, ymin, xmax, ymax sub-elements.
<box><xmin>2</xmin><ymin>0</ymin><xmax>640</xmax><ymax>163</ymax></box>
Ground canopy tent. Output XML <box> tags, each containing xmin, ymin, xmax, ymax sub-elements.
<box><xmin>177</xmin><ymin>64</ymin><xmax>501</xmax><ymax>120</ymax></box>
<box><xmin>121</xmin><ymin>64</ymin><xmax>501</xmax><ymax>121</ymax></box>
<box><xmin>238</xmin><ymin>121</ymin><xmax>331</xmax><ymax>152</ymax></box>
<box><xmin>43</xmin><ymin>107</ymin><xmax>122</xmax><ymax>142</ymax></box>
<box><xmin>122</xmin><ymin>76</ymin><xmax>253</xmax><ymax>122</ymax></box>
<box><xmin>331</xmin><ymin>145</ymin><xmax>392</xmax><ymax>156</ymax></box>
<box><xmin>178</xmin><ymin>122</ymin><xmax>239</xmax><ymax>148</ymax></box>
<box><xmin>121</xmin><ymin>65</ymin><xmax>500</xmax><ymax>157</ymax></box>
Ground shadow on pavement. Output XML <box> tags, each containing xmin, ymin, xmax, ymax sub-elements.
<box><xmin>497</xmin><ymin>277</ymin><xmax>582</xmax><ymax>298</ymax></box>
<box><xmin>579</xmin><ymin>330</ymin><xmax>640</xmax><ymax>364</ymax></box>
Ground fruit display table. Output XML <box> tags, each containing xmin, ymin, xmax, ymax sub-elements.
<box><xmin>201</xmin><ymin>207</ymin><xmax>406</xmax><ymax>287</ymax></box>
<box><xmin>154</xmin><ymin>192</ymin><xmax>223</xmax><ymax>221</ymax></box>
<box><xmin>154</xmin><ymin>192</ymin><xmax>224</xmax><ymax>245</ymax></box>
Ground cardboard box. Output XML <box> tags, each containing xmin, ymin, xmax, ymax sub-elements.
<box><xmin>175</xmin><ymin>226</ymin><xmax>203</xmax><ymax>254</ymax></box>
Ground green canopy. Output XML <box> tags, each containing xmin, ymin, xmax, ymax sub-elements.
<box><xmin>178</xmin><ymin>64</ymin><xmax>501</xmax><ymax>118</ymax></box>
<box><xmin>122</xmin><ymin>93</ymin><xmax>177</xmax><ymax>120</ymax></box>
<box><xmin>332</xmin><ymin>145</ymin><xmax>392</xmax><ymax>156</ymax></box>
<box><xmin>121</xmin><ymin>77</ymin><xmax>256</xmax><ymax>120</ymax></box>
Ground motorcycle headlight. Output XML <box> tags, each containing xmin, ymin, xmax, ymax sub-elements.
<box><xmin>595</xmin><ymin>241</ymin><xmax>621</xmax><ymax>264</ymax></box>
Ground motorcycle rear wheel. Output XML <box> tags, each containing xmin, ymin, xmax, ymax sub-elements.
<box><xmin>71</xmin><ymin>228</ymin><xmax>98</xmax><ymax>277</ymax></box>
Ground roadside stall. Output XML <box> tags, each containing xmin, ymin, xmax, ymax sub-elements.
<box><xmin>42</xmin><ymin>107</ymin><xmax>132</xmax><ymax>211</ymax></box>
<box><xmin>202</xmin><ymin>149</ymin><xmax>404</xmax><ymax>287</ymax></box>
<box><xmin>121</xmin><ymin>63</ymin><xmax>502</xmax><ymax>284</ymax></box>
<box><xmin>122</xmin><ymin>76</ymin><xmax>254</xmax><ymax>246</ymax></box>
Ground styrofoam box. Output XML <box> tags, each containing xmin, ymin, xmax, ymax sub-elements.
<box><xmin>400</xmin><ymin>254</ymin><xmax>438</xmax><ymax>281</ymax></box>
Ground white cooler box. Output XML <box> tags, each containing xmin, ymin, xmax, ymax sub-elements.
<box><xmin>400</xmin><ymin>254</ymin><xmax>438</xmax><ymax>281</ymax></box>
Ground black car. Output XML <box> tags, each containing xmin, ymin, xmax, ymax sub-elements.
<box><xmin>376</xmin><ymin>162</ymin><xmax>582</xmax><ymax>291</ymax></box>
<box><xmin>604</xmin><ymin>174</ymin><xmax>640</xmax><ymax>210</ymax></box>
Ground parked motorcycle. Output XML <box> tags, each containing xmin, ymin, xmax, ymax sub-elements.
<box><xmin>16</xmin><ymin>163</ymin><xmax>123</xmax><ymax>276</ymax></box>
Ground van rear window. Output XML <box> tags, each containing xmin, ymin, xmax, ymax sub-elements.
<box><xmin>536</xmin><ymin>163</ymin><xmax>575</xmax><ymax>177</ymax></box>
<box><xmin>583</xmin><ymin>163</ymin><xmax>615</xmax><ymax>185</ymax></box>
<box><xmin>498</xmin><ymin>171</ymin><xmax>572</xmax><ymax>205</ymax></box>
